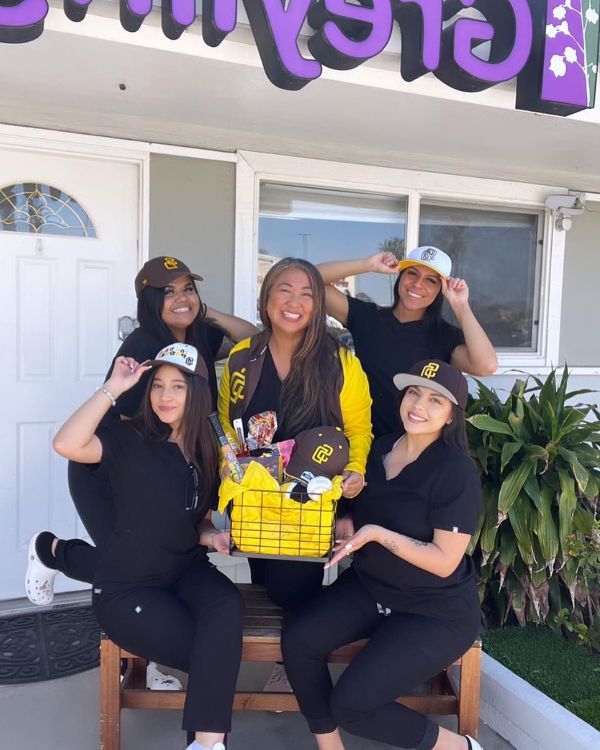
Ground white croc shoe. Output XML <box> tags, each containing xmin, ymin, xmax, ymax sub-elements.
<box><xmin>25</xmin><ymin>532</ymin><xmax>59</xmax><ymax>606</ymax></box>
<box><xmin>145</xmin><ymin>661</ymin><xmax>182</xmax><ymax>690</ymax></box>
<box><xmin>466</xmin><ymin>736</ymin><xmax>484</xmax><ymax>750</ymax></box>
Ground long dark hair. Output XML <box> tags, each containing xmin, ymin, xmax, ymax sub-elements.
<box><xmin>259</xmin><ymin>258</ymin><xmax>342</xmax><ymax>436</ymax></box>
<box><xmin>442</xmin><ymin>403</ymin><xmax>470</xmax><ymax>455</ymax></box>
<box><xmin>136</xmin><ymin>283</ymin><xmax>218</xmax><ymax>401</ymax></box>
<box><xmin>132</xmin><ymin>366</ymin><xmax>218</xmax><ymax>499</ymax></box>
<box><xmin>389</xmin><ymin>269</ymin><xmax>444</xmax><ymax>323</ymax></box>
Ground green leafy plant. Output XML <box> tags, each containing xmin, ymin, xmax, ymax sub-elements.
<box><xmin>467</xmin><ymin>366</ymin><xmax>600</xmax><ymax>629</ymax></box>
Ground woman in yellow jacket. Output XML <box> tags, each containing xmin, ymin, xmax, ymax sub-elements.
<box><xmin>218</xmin><ymin>257</ymin><xmax>372</xmax><ymax>614</ymax></box>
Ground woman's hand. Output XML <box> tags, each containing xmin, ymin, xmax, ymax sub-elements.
<box><xmin>105</xmin><ymin>357</ymin><xmax>152</xmax><ymax>398</ymax></box>
<box><xmin>341</xmin><ymin>471</ymin><xmax>365</xmax><ymax>499</ymax></box>
<box><xmin>325</xmin><ymin>524</ymin><xmax>381</xmax><ymax>569</ymax></box>
<box><xmin>200</xmin><ymin>527</ymin><xmax>231</xmax><ymax>555</ymax></box>
<box><xmin>367</xmin><ymin>252</ymin><xmax>400</xmax><ymax>275</ymax></box>
<box><xmin>441</xmin><ymin>277</ymin><xmax>470</xmax><ymax>311</ymax></box>
<box><xmin>335</xmin><ymin>515</ymin><xmax>355</xmax><ymax>542</ymax></box>
<box><xmin>210</xmin><ymin>530</ymin><xmax>231</xmax><ymax>555</ymax></box>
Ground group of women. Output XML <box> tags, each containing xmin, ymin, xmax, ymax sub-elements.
<box><xmin>25</xmin><ymin>246</ymin><xmax>497</xmax><ymax>750</ymax></box>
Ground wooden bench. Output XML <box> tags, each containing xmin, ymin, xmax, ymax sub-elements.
<box><xmin>100</xmin><ymin>584</ymin><xmax>481</xmax><ymax>749</ymax></box>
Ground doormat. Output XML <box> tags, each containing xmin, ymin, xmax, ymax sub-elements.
<box><xmin>0</xmin><ymin>605</ymin><xmax>99</xmax><ymax>684</ymax></box>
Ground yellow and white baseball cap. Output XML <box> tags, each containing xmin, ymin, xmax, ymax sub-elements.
<box><xmin>397</xmin><ymin>246</ymin><xmax>452</xmax><ymax>280</ymax></box>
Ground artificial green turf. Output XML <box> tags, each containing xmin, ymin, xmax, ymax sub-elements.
<box><xmin>483</xmin><ymin>626</ymin><xmax>600</xmax><ymax>730</ymax></box>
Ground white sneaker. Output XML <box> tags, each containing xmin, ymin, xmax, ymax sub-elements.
<box><xmin>263</xmin><ymin>662</ymin><xmax>293</xmax><ymax>693</ymax></box>
<box><xmin>466</xmin><ymin>735</ymin><xmax>484</xmax><ymax>750</ymax></box>
<box><xmin>25</xmin><ymin>532</ymin><xmax>59</xmax><ymax>606</ymax></box>
<box><xmin>145</xmin><ymin>661</ymin><xmax>182</xmax><ymax>690</ymax></box>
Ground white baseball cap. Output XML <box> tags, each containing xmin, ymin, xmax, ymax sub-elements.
<box><xmin>145</xmin><ymin>343</ymin><xmax>208</xmax><ymax>379</ymax></box>
<box><xmin>397</xmin><ymin>246</ymin><xmax>452</xmax><ymax>280</ymax></box>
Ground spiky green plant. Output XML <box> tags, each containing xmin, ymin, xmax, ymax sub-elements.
<box><xmin>466</xmin><ymin>366</ymin><xmax>600</xmax><ymax>628</ymax></box>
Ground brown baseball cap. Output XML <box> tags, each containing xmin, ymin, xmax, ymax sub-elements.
<box><xmin>393</xmin><ymin>359</ymin><xmax>468</xmax><ymax>409</ymax></box>
<box><xmin>134</xmin><ymin>256</ymin><xmax>203</xmax><ymax>298</ymax></box>
<box><xmin>285</xmin><ymin>426</ymin><xmax>349</xmax><ymax>483</ymax></box>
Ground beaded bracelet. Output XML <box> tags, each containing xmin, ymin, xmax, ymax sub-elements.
<box><xmin>96</xmin><ymin>386</ymin><xmax>117</xmax><ymax>407</ymax></box>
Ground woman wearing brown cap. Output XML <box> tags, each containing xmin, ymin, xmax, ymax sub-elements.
<box><xmin>52</xmin><ymin>344</ymin><xmax>241</xmax><ymax>750</ymax></box>
<box><xmin>26</xmin><ymin>256</ymin><xmax>257</xmax><ymax>609</ymax></box>
<box><xmin>317</xmin><ymin>248</ymin><xmax>497</xmax><ymax>438</ymax></box>
<box><xmin>282</xmin><ymin>360</ymin><xmax>484</xmax><ymax>750</ymax></box>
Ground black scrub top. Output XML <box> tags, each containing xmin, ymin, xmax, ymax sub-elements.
<box><xmin>106</xmin><ymin>324</ymin><xmax>224</xmax><ymax>419</ymax></box>
<box><xmin>346</xmin><ymin>297</ymin><xmax>464</xmax><ymax>438</ymax></box>
<box><xmin>352</xmin><ymin>434</ymin><xmax>481</xmax><ymax>613</ymax></box>
<box><xmin>242</xmin><ymin>347</ymin><xmax>323</xmax><ymax>442</ymax></box>
<box><xmin>92</xmin><ymin>420</ymin><xmax>216</xmax><ymax>589</ymax></box>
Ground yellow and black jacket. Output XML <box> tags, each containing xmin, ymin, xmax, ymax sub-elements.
<box><xmin>217</xmin><ymin>331</ymin><xmax>373</xmax><ymax>477</ymax></box>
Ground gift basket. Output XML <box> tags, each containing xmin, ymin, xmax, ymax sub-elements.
<box><xmin>211</xmin><ymin>413</ymin><xmax>349</xmax><ymax>561</ymax></box>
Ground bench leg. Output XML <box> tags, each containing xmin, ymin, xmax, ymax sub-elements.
<box><xmin>458</xmin><ymin>646</ymin><xmax>481</xmax><ymax>740</ymax></box>
<box><xmin>100</xmin><ymin>638</ymin><xmax>122</xmax><ymax>750</ymax></box>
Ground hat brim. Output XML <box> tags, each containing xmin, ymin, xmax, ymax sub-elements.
<box><xmin>143</xmin><ymin>357</ymin><xmax>208</xmax><ymax>379</ymax></box>
<box><xmin>173</xmin><ymin>271</ymin><xmax>203</xmax><ymax>283</ymax></box>
<box><xmin>397</xmin><ymin>259</ymin><xmax>447</xmax><ymax>280</ymax></box>
<box><xmin>392</xmin><ymin>373</ymin><xmax>457</xmax><ymax>405</ymax></box>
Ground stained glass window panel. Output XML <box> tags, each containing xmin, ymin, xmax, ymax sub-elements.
<box><xmin>0</xmin><ymin>183</ymin><xmax>97</xmax><ymax>237</ymax></box>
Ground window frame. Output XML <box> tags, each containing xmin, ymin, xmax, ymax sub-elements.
<box><xmin>417</xmin><ymin>197</ymin><xmax>546</xmax><ymax>354</ymax></box>
<box><xmin>234</xmin><ymin>151</ymin><xmax>568</xmax><ymax>371</ymax></box>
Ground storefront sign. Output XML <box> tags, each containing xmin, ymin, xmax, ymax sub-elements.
<box><xmin>1</xmin><ymin>0</ymin><xmax>598</xmax><ymax>116</ymax></box>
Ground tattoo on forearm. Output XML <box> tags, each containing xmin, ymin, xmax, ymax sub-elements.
<box><xmin>409</xmin><ymin>537</ymin><xmax>428</xmax><ymax>547</ymax></box>
<box><xmin>382</xmin><ymin>538</ymin><xmax>398</xmax><ymax>553</ymax></box>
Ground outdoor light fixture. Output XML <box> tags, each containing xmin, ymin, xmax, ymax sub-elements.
<box><xmin>545</xmin><ymin>193</ymin><xmax>586</xmax><ymax>232</ymax></box>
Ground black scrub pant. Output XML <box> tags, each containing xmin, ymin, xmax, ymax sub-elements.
<box><xmin>281</xmin><ymin>568</ymin><xmax>481</xmax><ymax>750</ymax></box>
<box><xmin>248</xmin><ymin>557</ymin><xmax>324</xmax><ymax>610</ymax></box>
<box><xmin>52</xmin><ymin>461</ymin><xmax>110</xmax><ymax>583</ymax></box>
<box><xmin>93</xmin><ymin>561</ymin><xmax>243</xmax><ymax>733</ymax></box>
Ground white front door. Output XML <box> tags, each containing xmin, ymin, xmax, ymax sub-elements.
<box><xmin>0</xmin><ymin>147</ymin><xmax>140</xmax><ymax>600</ymax></box>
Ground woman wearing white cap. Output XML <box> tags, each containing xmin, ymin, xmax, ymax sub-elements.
<box><xmin>282</xmin><ymin>360</ymin><xmax>484</xmax><ymax>750</ymax></box>
<box><xmin>51</xmin><ymin>344</ymin><xmax>241</xmax><ymax>750</ymax></box>
<box><xmin>26</xmin><ymin>256</ymin><xmax>256</xmax><ymax>608</ymax></box>
<box><xmin>317</xmin><ymin>248</ymin><xmax>497</xmax><ymax>438</ymax></box>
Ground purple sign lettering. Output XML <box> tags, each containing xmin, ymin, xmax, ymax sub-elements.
<box><xmin>0</xmin><ymin>0</ymin><xmax>47</xmax><ymax>43</ymax></box>
<box><xmin>161</xmin><ymin>0</ymin><xmax>196</xmax><ymax>40</ymax></box>
<box><xmin>0</xmin><ymin>0</ymin><xmax>598</xmax><ymax>116</ymax></box>
<box><xmin>120</xmin><ymin>0</ymin><xmax>152</xmax><ymax>33</ymax></box>
<box><xmin>64</xmin><ymin>0</ymin><xmax>93</xmax><ymax>24</ymax></box>
<box><xmin>202</xmin><ymin>0</ymin><xmax>237</xmax><ymax>46</ymax></box>
<box><xmin>456</xmin><ymin>0</ymin><xmax>532</xmax><ymax>81</ymax></box>
<box><xmin>394</xmin><ymin>0</ymin><xmax>443</xmax><ymax>81</ymax></box>
<box><xmin>307</xmin><ymin>0</ymin><xmax>393</xmax><ymax>71</ymax></box>
<box><xmin>435</xmin><ymin>0</ymin><xmax>533</xmax><ymax>91</ymax></box>
<box><xmin>242</xmin><ymin>0</ymin><xmax>321</xmax><ymax>89</ymax></box>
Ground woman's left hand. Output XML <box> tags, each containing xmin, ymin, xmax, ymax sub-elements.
<box><xmin>441</xmin><ymin>277</ymin><xmax>470</xmax><ymax>310</ymax></box>
<box><xmin>209</xmin><ymin>530</ymin><xmax>231</xmax><ymax>555</ymax></box>
<box><xmin>325</xmin><ymin>524</ymin><xmax>381</xmax><ymax>569</ymax></box>
<box><xmin>341</xmin><ymin>471</ymin><xmax>365</xmax><ymax>499</ymax></box>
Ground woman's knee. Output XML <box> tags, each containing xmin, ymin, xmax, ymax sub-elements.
<box><xmin>281</xmin><ymin>611</ymin><xmax>330</xmax><ymax>665</ymax></box>
<box><xmin>330</xmin><ymin>682</ymin><xmax>368</xmax><ymax>732</ymax></box>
